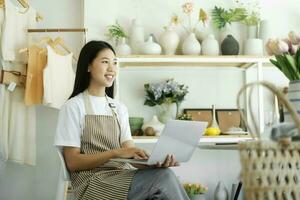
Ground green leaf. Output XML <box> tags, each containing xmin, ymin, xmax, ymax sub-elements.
<box><xmin>296</xmin><ymin>48</ymin><xmax>300</xmax><ymax>72</ymax></box>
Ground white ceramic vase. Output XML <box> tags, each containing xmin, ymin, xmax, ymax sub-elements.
<box><xmin>259</xmin><ymin>20</ymin><xmax>272</xmax><ymax>55</ymax></box>
<box><xmin>115</xmin><ymin>37</ymin><xmax>131</xmax><ymax>56</ymax></box>
<box><xmin>142</xmin><ymin>115</ymin><xmax>165</xmax><ymax>136</ymax></box>
<box><xmin>214</xmin><ymin>181</ymin><xmax>229</xmax><ymax>200</ymax></box>
<box><xmin>196</xmin><ymin>23</ymin><xmax>210</xmax><ymax>42</ymax></box>
<box><xmin>247</xmin><ymin>25</ymin><xmax>258</xmax><ymax>39</ymax></box>
<box><xmin>140</xmin><ymin>36</ymin><xmax>162</xmax><ymax>55</ymax></box>
<box><xmin>156</xmin><ymin>103</ymin><xmax>176</xmax><ymax>124</ymax></box>
<box><xmin>284</xmin><ymin>81</ymin><xmax>300</xmax><ymax>123</ymax></box>
<box><xmin>219</xmin><ymin>24</ymin><xmax>232</xmax><ymax>43</ymax></box>
<box><xmin>182</xmin><ymin>32</ymin><xmax>201</xmax><ymax>55</ymax></box>
<box><xmin>129</xmin><ymin>19</ymin><xmax>144</xmax><ymax>54</ymax></box>
<box><xmin>244</xmin><ymin>38</ymin><xmax>263</xmax><ymax>55</ymax></box>
<box><xmin>201</xmin><ymin>34</ymin><xmax>219</xmax><ymax>56</ymax></box>
<box><xmin>159</xmin><ymin>26</ymin><xmax>180</xmax><ymax>55</ymax></box>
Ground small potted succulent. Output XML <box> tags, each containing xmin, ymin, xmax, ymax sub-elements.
<box><xmin>183</xmin><ymin>183</ymin><xmax>208</xmax><ymax>200</ymax></box>
<box><xmin>176</xmin><ymin>113</ymin><xmax>193</xmax><ymax>121</ymax></box>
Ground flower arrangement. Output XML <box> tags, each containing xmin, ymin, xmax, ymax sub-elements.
<box><xmin>176</xmin><ymin>113</ymin><xmax>193</xmax><ymax>121</ymax></box>
<box><xmin>266</xmin><ymin>31</ymin><xmax>300</xmax><ymax>81</ymax></box>
<box><xmin>183</xmin><ymin>183</ymin><xmax>208</xmax><ymax>197</ymax></box>
<box><xmin>144</xmin><ymin>79</ymin><xmax>189</xmax><ymax>107</ymax></box>
<box><xmin>169</xmin><ymin>2</ymin><xmax>209</xmax><ymax>33</ymax></box>
<box><xmin>106</xmin><ymin>21</ymin><xmax>128</xmax><ymax>44</ymax></box>
<box><xmin>212</xmin><ymin>6</ymin><xmax>247</xmax><ymax>29</ymax></box>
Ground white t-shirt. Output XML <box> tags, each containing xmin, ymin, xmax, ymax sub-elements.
<box><xmin>54</xmin><ymin>93</ymin><xmax>133</xmax><ymax>148</ymax></box>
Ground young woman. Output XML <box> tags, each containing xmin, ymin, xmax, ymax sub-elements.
<box><xmin>54</xmin><ymin>41</ymin><xmax>189</xmax><ymax>200</ymax></box>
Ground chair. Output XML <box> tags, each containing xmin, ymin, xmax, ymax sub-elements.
<box><xmin>55</xmin><ymin>149</ymin><xmax>72</xmax><ymax>200</ymax></box>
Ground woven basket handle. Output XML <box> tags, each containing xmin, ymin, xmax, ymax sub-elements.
<box><xmin>237</xmin><ymin>81</ymin><xmax>300</xmax><ymax>139</ymax></box>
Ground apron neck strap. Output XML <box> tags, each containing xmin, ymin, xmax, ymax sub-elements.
<box><xmin>83</xmin><ymin>90</ymin><xmax>119</xmax><ymax>118</ymax></box>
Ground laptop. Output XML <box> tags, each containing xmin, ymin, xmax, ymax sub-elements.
<box><xmin>111</xmin><ymin>120</ymin><xmax>207</xmax><ymax>165</ymax></box>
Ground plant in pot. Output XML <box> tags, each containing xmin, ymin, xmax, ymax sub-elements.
<box><xmin>183</xmin><ymin>183</ymin><xmax>208</xmax><ymax>200</ymax></box>
<box><xmin>144</xmin><ymin>79</ymin><xmax>189</xmax><ymax>124</ymax></box>
<box><xmin>106</xmin><ymin>21</ymin><xmax>131</xmax><ymax>55</ymax></box>
<box><xmin>176</xmin><ymin>113</ymin><xmax>193</xmax><ymax>121</ymax></box>
<box><xmin>266</xmin><ymin>31</ymin><xmax>300</xmax><ymax>123</ymax></box>
<box><xmin>212</xmin><ymin>6</ymin><xmax>247</xmax><ymax>55</ymax></box>
<box><xmin>169</xmin><ymin>2</ymin><xmax>209</xmax><ymax>55</ymax></box>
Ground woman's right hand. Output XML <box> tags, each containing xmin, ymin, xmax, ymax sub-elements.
<box><xmin>115</xmin><ymin>147</ymin><xmax>149</xmax><ymax>160</ymax></box>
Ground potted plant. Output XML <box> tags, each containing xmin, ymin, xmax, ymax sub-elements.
<box><xmin>266</xmin><ymin>31</ymin><xmax>300</xmax><ymax>122</ymax></box>
<box><xmin>183</xmin><ymin>183</ymin><xmax>208</xmax><ymax>200</ymax></box>
<box><xmin>144</xmin><ymin>79</ymin><xmax>189</xmax><ymax>123</ymax></box>
<box><xmin>105</xmin><ymin>21</ymin><xmax>128</xmax><ymax>46</ymax></box>
<box><xmin>176</xmin><ymin>113</ymin><xmax>193</xmax><ymax>121</ymax></box>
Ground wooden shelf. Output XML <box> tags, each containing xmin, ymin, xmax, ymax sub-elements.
<box><xmin>117</xmin><ymin>55</ymin><xmax>273</xmax><ymax>69</ymax></box>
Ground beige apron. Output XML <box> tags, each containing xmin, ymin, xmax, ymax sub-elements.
<box><xmin>71</xmin><ymin>91</ymin><xmax>136</xmax><ymax>200</ymax></box>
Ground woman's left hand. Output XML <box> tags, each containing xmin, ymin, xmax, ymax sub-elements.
<box><xmin>156</xmin><ymin>154</ymin><xmax>180</xmax><ymax>168</ymax></box>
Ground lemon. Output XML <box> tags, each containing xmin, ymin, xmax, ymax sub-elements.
<box><xmin>205</xmin><ymin>127</ymin><xmax>221</xmax><ymax>136</ymax></box>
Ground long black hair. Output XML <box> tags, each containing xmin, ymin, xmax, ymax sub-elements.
<box><xmin>69</xmin><ymin>41</ymin><xmax>116</xmax><ymax>99</ymax></box>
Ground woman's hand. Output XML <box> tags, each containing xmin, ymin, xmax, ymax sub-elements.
<box><xmin>115</xmin><ymin>147</ymin><xmax>149</xmax><ymax>160</ymax></box>
<box><xmin>155</xmin><ymin>154</ymin><xmax>180</xmax><ymax>168</ymax></box>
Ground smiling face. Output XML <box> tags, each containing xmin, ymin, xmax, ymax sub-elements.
<box><xmin>88</xmin><ymin>48</ymin><xmax>117</xmax><ymax>88</ymax></box>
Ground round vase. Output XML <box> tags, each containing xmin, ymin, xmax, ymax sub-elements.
<box><xmin>182</xmin><ymin>32</ymin><xmax>201</xmax><ymax>55</ymax></box>
<box><xmin>201</xmin><ymin>34</ymin><xmax>219</xmax><ymax>56</ymax></box>
<box><xmin>159</xmin><ymin>26</ymin><xmax>180</xmax><ymax>55</ymax></box>
<box><xmin>129</xmin><ymin>19</ymin><xmax>144</xmax><ymax>54</ymax></box>
<box><xmin>142</xmin><ymin>115</ymin><xmax>165</xmax><ymax>136</ymax></box>
<box><xmin>140</xmin><ymin>36</ymin><xmax>162</xmax><ymax>55</ymax></box>
<box><xmin>244</xmin><ymin>38</ymin><xmax>263</xmax><ymax>55</ymax></box>
<box><xmin>115</xmin><ymin>37</ymin><xmax>132</xmax><ymax>56</ymax></box>
<box><xmin>221</xmin><ymin>35</ymin><xmax>239</xmax><ymax>55</ymax></box>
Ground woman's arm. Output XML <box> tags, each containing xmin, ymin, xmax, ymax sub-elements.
<box><xmin>64</xmin><ymin>145</ymin><xmax>149</xmax><ymax>172</ymax></box>
<box><xmin>121</xmin><ymin>140</ymin><xmax>180</xmax><ymax>169</ymax></box>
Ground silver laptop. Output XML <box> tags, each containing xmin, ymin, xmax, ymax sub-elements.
<box><xmin>111</xmin><ymin>120</ymin><xmax>207</xmax><ymax>165</ymax></box>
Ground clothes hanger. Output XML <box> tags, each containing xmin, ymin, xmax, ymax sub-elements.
<box><xmin>51</xmin><ymin>37</ymin><xmax>78</xmax><ymax>61</ymax></box>
<box><xmin>19</xmin><ymin>36</ymin><xmax>54</xmax><ymax>53</ymax></box>
<box><xmin>17</xmin><ymin>0</ymin><xmax>43</xmax><ymax>21</ymax></box>
<box><xmin>0</xmin><ymin>0</ymin><xmax>43</xmax><ymax>21</ymax></box>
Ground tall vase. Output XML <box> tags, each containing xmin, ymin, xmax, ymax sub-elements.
<box><xmin>259</xmin><ymin>20</ymin><xmax>271</xmax><ymax>55</ymax></box>
<box><xmin>284</xmin><ymin>81</ymin><xmax>300</xmax><ymax>123</ymax></box>
<box><xmin>214</xmin><ymin>181</ymin><xmax>229</xmax><ymax>200</ymax></box>
<box><xmin>159</xmin><ymin>26</ymin><xmax>180</xmax><ymax>55</ymax></box>
<box><xmin>156</xmin><ymin>103</ymin><xmax>176</xmax><ymax>124</ymax></box>
<box><xmin>247</xmin><ymin>25</ymin><xmax>258</xmax><ymax>39</ymax></box>
<box><xmin>129</xmin><ymin>19</ymin><xmax>144</xmax><ymax>54</ymax></box>
<box><xmin>182</xmin><ymin>32</ymin><xmax>201</xmax><ymax>55</ymax></box>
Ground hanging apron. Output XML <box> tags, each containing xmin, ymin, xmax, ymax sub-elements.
<box><xmin>71</xmin><ymin>91</ymin><xmax>136</xmax><ymax>200</ymax></box>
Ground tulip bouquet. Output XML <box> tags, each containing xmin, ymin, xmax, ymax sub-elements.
<box><xmin>267</xmin><ymin>31</ymin><xmax>300</xmax><ymax>81</ymax></box>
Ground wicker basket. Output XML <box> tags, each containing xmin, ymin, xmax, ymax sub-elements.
<box><xmin>237</xmin><ymin>82</ymin><xmax>300</xmax><ymax>200</ymax></box>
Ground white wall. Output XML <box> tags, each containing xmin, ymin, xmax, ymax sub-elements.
<box><xmin>0</xmin><ymin>0</ymin><xmax>298</xmax><ymax>200</ymax></box>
